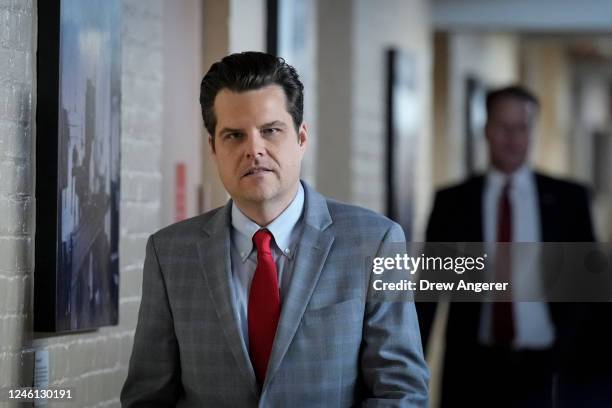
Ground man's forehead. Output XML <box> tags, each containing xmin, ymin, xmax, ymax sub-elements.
<box><xmin>490</xmin><ymin>97</ymin><xmax>537</xmax><ymax>120</ymax></box>
<box><xmin>214</xmin><ymin>85</ymin><xmax>291</xmax><ymax>127</ymax></box>
<box><xmin>491</xmin><ymin>96</ymin><xmax>536</xmax><ymax>112</ymax></box>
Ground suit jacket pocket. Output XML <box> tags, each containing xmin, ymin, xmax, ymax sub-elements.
<box><xmin>302</xmin><ymin>298</ymin><xmax>363</xmax><ymax>326</ymax></box>
<box><xmin>294</xmin><ymin>297</ymin><xmax>364</xmax><ymax>381</ymax></box>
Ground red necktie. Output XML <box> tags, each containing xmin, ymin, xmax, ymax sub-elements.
<box><xmin>248</xmin><ymin>229</ymin><xmax>281</xmax><ymax>386</ymax></box>
<box><xmin>493</xmin><ymin>181</ymin><xmax>515</xmax><ymax>346</ymax></box>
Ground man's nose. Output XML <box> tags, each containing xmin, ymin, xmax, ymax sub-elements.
<box><xmin>244</xmin><ymin>131</ymin><xmax>265</xmax><ymax>158</ymax></box>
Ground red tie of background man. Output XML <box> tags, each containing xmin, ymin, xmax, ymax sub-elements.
<box><xmin>493</xmin><ymin>181</ymin><xmax>515</xmax><ymax>346</ymax></box>
<box><xmin>248</xmin><ymin>229</ymin><xmax>281</xmax><ymax>387</ymax></box>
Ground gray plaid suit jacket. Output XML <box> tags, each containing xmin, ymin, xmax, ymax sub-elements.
<box><xmin>121</xmin><ymin>182</ymin><xmax>429</xmax><ymax>407</ymax></box>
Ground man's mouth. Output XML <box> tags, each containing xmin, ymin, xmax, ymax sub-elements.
<box><xmin>242</xmin><ymin>167</ymin><xmax>273</xmax><ymax>177</ymax></box>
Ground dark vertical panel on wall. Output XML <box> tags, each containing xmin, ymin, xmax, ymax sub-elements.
<box><xmin>465</xmin><ymin>76</ymin><xmax>478</xmax><ymax>176</ymax></box>
<box><xmin>267</xmin><ymin>0</ymin><xmax>278</xmax><ymax>56</ymax></box>
<box><xmin>385</xmin><ymin>48</ymin><xmax>417</xmax><ymax>240</ymax></box>
<box><xmin>386</xmin><ymin>49</ymin><xmax>396</xmax><ymax>220</ymax></box>
<box><xmin>35</xmin><ymin>0</ymin><xmax>61</xmax><ymax>332</ymax></box>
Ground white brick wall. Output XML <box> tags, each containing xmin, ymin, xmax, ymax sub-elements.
<box><xmin>352</xmin><ymin>0</ymin><xmax>432</xmax><ymax>239</ymax></box>
<box><xmin>315</xmin><ymin>0</ymin><xmax>432</xmax><ymax>240</ymax></box>
<box><xmin>0</xmin><ymin>0</ymin><xmax>163</xmax><ymax>406</ymax></box>
<box><xmin>0</xmin><ymin>0</ymin><xmax>35</xmax><ymax>398</ymax></box>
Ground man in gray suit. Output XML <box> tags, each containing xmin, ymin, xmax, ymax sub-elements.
<box><xmin>121</xmin><ymin>51</ymin><xmax>428</xmax><ymax>407</ymax></box>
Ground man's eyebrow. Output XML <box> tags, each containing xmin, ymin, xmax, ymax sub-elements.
<box><xmin>218</xmin><ymin>127</ymin><xmax>242</xmax><ymax>136</ymax></box>
<box><xmin>259</xmin><ymin>121</ymin><xmax>287</xmax><ymax>129</ymax></box>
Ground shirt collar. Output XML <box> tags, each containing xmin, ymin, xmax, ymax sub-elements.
<box><xmin>487</xmin><ymin>164</ymin><xmax>533</xmax><ymax>192</ymax></box>
<box><xmin>231</xmin><ymin>183</ymin><xmax>305</xmax><ymax>262</ymax></box>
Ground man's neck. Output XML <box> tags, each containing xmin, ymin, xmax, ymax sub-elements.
<box><xmin>490</xmin><ymin>163</ymin><xmax>528</xmax><ymax>177</ymax></box>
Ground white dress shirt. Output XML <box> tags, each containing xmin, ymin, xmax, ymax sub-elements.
<box><xmin>229</xmin><ymin>183</ymin><xmax>305</xmax><ymax>348</ymax></box>
<box><xmin>479</xmin><ymin>166</ymin><xmax>555</xmax><ymax>349</ymax></box>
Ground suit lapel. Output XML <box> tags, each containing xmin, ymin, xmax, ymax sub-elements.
<box><xmin>468</xmin><ymin>176</ymin><xmax>485</xmax><ymax>242</ymax></box>
<box><xmin>535</xmin><ymin>173</ymin><xmax>558</xmax><ymax>242</ymax></box>
<box><xmin>468</xmin><ymin>176</ymin><xmax>485</xmax><ymax>330</ymax></box>
<box><xmin>263</xmin><ymin>182</ymin><xmax>335</xmax><ymax>390</ymax></box>
<box><xmin>196</xmin><ymin>202</ymin><xmax>259</xmax><ymax>397</ymax></box>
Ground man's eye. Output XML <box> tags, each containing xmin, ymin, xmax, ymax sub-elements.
<box><xmin>262</xmin><ymin>128</ymin><xmax>280</xmax><ymax>135</ymax></box>
<box><xmin>224</xmin><ymin>133</ymin><xmax>241</xmax><ymax>140</ymax></box>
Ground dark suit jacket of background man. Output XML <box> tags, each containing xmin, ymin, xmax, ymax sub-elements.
<box><xmin>416</xmin><ymin>171</ymin><xmax>612</xmax><ymax>406</ymax></box>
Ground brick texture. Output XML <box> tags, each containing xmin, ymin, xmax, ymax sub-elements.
<box><xmin>351</xmin><ymin>0</ymin><xmax>432</xmax><ymax>237</ymax></box>
<box><xmin>0</xmin><ymin>0</ymin><xmax>163</xmax><ymax>407</ymax></box>
<box><xmin>0</xmin><ymin>0</ymin><xmax>36</xmax><ymax>402</ymax></box>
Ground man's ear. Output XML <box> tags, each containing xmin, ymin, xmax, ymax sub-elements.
<box><xmin>483</xmin><ymin>122</ymin><xmax>492</xmax><ymax>143</ymax></box>
<box><xmin>298</xmin><ymin>122</ymin><xmax>308</xmax><ymax>151</ymax></box>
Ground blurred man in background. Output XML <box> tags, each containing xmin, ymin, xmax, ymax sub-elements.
<box><xmin>418</xmin><ymin>86</ymin><xmax>609</xmax><ymax>407</ymax></box>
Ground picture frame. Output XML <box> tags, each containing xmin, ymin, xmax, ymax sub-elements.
<box><xmin>386</xmin><ymin>48</ymin><xmax>418</xmax><ymax>241</ymax></box>
<box><xmin>35</xmin><ymin>0</ymin><xmax>121</xmax><ymax>332</ymax></box>
<box><xmin>465</xmin><ymin>76</ymin><xmax>488</xmax><ymax>175</ymax></box>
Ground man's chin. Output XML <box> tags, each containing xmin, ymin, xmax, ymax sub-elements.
<box><xmin>494</xmin><ymin>158</ymin><xmax>525</xmax><ymax>174</ymax></box>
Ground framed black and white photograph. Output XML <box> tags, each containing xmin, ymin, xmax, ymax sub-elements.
<box><xmin>386</xmin><ymin>48</ymin><xmax>418</xmax><ymax>241</ymax></box>
<box><xmin>465</xmin><ymin>76</ymin><xmax>488</xmax><ymax>175</ymax></box>
<box><xmin>35</xmin><ymin>0</ymin><xmax>121</xmax><ymax>332</ymax></box>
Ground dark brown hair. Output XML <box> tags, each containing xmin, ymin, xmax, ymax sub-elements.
<box><xmin>199</xmin><ymin>51</ymin><xmax>304</xmax><ymax>149</ymax></box>
<box><xmin>486</xmin><ymin>85</ymin><xmax>539</xmax><ymax>117</ymax></box>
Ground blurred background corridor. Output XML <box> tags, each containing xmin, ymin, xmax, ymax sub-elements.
<box><xmin>1</xmin><ymin>0</ymin><xmax>611</xmax><ymax>406</ymax></box>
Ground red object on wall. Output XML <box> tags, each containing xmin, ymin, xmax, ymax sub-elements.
<box><xmin>175</xmin><ymin>163</ymin><xmax>186</xmax><ymax>222</ymax></box>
